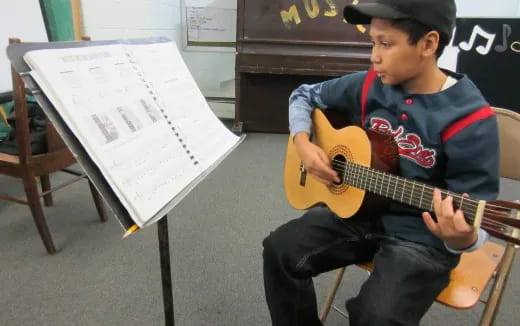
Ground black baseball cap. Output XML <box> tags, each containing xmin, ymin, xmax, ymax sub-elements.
<box><xmin>343</xmin><ymin>0</ymin><xmax>456</xmax><ymax>40</ymax></box>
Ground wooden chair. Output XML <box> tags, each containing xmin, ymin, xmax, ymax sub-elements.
<box><xmin>0</xmin><ymin>38</ymin><xmax>107</xmax><ymax>255</ymax></box>
<box><xmin>319</xmin><ymin>107</ymin><xmax>520</xmax><ymax>325</ymax></box>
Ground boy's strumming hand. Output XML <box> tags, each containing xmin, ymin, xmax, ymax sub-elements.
<box><xmin>422</xmin><ymin>188</ymin><xmax>478</xmax><ymax>250</ymax></box>
<box><xmin>293</xmin><ymin>132</ymin><xmax>340</xmax><ymax>185</ymax></box>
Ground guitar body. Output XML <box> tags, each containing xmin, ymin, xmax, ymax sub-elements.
<box><xmin>284</xmin><ymin>109</ymin><xmax>399</xmax><ymax>218</ymax></box>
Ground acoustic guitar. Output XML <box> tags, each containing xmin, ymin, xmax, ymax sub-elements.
<box><xmin>284</xmin><ymin>109</ymin><xmax>520</xmax><ymax>245</ymax></box>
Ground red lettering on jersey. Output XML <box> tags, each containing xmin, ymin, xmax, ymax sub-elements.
<box><xmin>370</xmin><ymin>118</ymin><xmax>436</xmax><ymax>168</ymax></box>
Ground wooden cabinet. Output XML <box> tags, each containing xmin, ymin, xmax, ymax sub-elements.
<box><xmin>234</xmin><ymin>0</ymin><xmax>372</xmax><ymax>133</ymax></box>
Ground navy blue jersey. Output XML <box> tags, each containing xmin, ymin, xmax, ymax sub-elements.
<box><xmin>289</xmin><ymin>69</ymin><xmax>499</xmax><ymax>249</ymax></box>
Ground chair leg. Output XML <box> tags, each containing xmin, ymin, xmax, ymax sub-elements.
<box><xmin>320</xmin><ymin>267</ymin><xmax>346</xmax><ymax>323</ymax></box>
<box><xmin>479</xmin><ymin>244</ymin><xmax>517</xmax><ymax>326</ymax></box>
<box><xmin>88</xmin><ymin>180</ymin><xmax>107</xmax><ymax>222</ymax></box>
<box><xmin>23</xmin><ymin>176</ymin><xmax>56</xmax><ymax>254</ymax></box>
<box><xmin>40</xmin><ymin>174</ymin><xmax>53</xmax><ymax>206</ymax></box>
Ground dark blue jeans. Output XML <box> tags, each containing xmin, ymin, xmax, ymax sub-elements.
<box><xmin>262</xmin><ymin>207</ymin><xmax>460</xmax><ymax>326</ymax></box>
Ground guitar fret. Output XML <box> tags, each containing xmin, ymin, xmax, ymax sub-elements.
<box><xmin>375</xmin><ymin>172</ymin><xmax>378</xmax><ymax>194</ymax></box>
<box><xmin>353</xmin><ymin>164</ymin><xmax>358</xmax><ymax>187</ymax></box>
<box><xmin>353</xmin><ymin>163</ymin><xmax>358</xmax><ymax>187</ymax></box>
<box><xmin>419</xmin><ymin>184</ymin><xmax>425</xmax><ymax>210</ymax></box>
<box><xmin>374</xmin><ymin>171</ymin><xmax>379</xmax><ymax>195</ymax></box>
<box><xmin>365</xmin><ymin>167</ymin><xmax>370</xmax><ymax>191</ymax></box>
<box><xmin>400</xmin><ymin>177</ymin><xmax>405</xmax><ymax>203</ymax></box>
<box><xmin>430</xmin><ymin>189</ymin><xmax>434</xmax><ymax>211</ymax></box>
<box><xmin>392</xmin><ymin>175</ymin><xmax>397</xmax><ymax>200</ymax></box>
<box><xmin>386</xmin><ymin>173</ymin><xmax>391</xmax><ymax>198</ymax></box>
<box><xmin>356</xmin><ymin>166</ymin><xmax>361</xmax><ymax>188</ymax></box>
<box><xmin>367</xmin><ymin>167</ymin><xmax>372</xmax><ymax>192</ymax></box>
<box><xmin>363</xmin><ymin>166</ymin><xmax>368</xmax><ymax>190</ymax></box>
<box><xmin>379</xmin><ymin>172</ymin><xmax>384</xmax><ymax>196</ymax></box>
<box><xmin>358</xmin><ymin>165</ymin><xmax>362</xmax><ymax>188</ymax></box>
<box><xmin>410</xmin><ymin>181</ymin><xmax>415</xmax><ymax>205</ymax></box>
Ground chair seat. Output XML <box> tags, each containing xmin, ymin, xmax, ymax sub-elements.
<box><xmin>357</xmin><ymin>241</ymin><xmax>505</xmax><ymax>309</ymax></box>
<box><xmin>0</xmin><ymin>148</ymin><xmax>76</xmax><ymax>177</ymax></box>
<box><xmin>437</xmin><ymin>242</ymin><xmax>505</xmax><ymax>309</ymax></box>
<box><xmin>0</xmin><ymin>152</ymin><xmax>19</xmax><ymax>164</ymax></box>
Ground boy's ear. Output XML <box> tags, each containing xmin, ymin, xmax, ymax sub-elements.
<box><xmin>421</xmin><ymin>31</ymin><xmax>440</xmax><ymax>57</ymax></box>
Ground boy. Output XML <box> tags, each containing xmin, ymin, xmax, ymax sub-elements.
<box><xmin>262</xmin><ymin>0</ymin><xmax>499</xmax><ymax>325</ymax></box>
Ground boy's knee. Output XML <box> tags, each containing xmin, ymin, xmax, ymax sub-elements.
<box><xmin>262</xmin><ymin>231</ymin><xmax>285</xmax><ymax>261</ymax></box>
<box><xmin>262</xmin><ymin>230</ymin><xmax>301</xmax><ymax>273</ymax></box>
<box><xmin>262</xmin><ymin>233</ymin><xmax>275</xmax><ymax>258</ymax></box>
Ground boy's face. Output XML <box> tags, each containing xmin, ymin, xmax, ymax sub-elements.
<box><xmin>369</xmin><ymin>18</ymin><xmax>426</xmax><ymax>86</ymax></box>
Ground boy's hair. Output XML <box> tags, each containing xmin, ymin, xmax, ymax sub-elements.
<box><xmin>391</xmin><ymin>19</ymin><xmax>449</xmax><ymax>58</ymax></box>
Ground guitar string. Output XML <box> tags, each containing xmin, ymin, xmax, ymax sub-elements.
<box><xmin>331</xmin><ymin>163</ymin><xmax>510</xmax><ymax>235</ymax></box>
<box><xmin>328</xmin><ymin>160</ymin><xmax>511</xmax><ymax>232</ymax></box>
<box><xmin>331</xmin><ymin>159</ymin><xmax>513</xmax><ymax>215</ymax></box>
<box><xmin>336</xmin><ymin>162</ymin><xmax>510</xmax><ymax>230</ymax></box>
<box><xmin>331</xmin><ymin>160</ymin><xmax>511</xmax><ymax>227</ymax></box>
<box><xmin>330</xmin><ymin>160</ymin><xmax>481</xmax><ymax>210</ymax></box>
<box><xmin>330</xmin><ymin>161</ymin><xmax>512</xmax><ymax>235</ymax></box>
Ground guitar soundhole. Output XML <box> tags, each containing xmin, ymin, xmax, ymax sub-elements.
<box><xmin>328</xmin><ymin>145</ymin><xmax>352</xmax><ymax>195</ymax></box>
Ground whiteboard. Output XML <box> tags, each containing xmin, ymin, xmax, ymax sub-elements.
<box><xmin>181</xmin><ymin>0</ymin><xmax>236</xmax><ymax>52</ymax></box>
<box><xmin>0</xmin><ymin>0</ymin><xmax>48</xmax><ymax>92</ymax></box>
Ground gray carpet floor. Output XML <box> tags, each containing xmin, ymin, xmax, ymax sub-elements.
<box><xmin>1</xmin><ymin>132</ymin><xmax>519</xmax><ymax>325</ymax></box>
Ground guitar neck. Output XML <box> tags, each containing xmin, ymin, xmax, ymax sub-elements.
<box><xmin>335</xmin><ymin>160</ymin><xmax>481</xmax><ymax>223</ymax></box>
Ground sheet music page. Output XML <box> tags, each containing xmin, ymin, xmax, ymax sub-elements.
<box><xmin>23</xmin><ymin>43</ymin><xmax>237</xmax><ymax>226</ymax></box>
<box><xmin>127</xmin><ymin>42</ymin><xmax>240</xmax><ymax>171</ymax></box>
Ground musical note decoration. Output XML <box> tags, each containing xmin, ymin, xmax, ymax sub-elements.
<box><xmin>459</xmin><ymin>25</ymin><xmax>496</xmax><ymax>55</ymax></box>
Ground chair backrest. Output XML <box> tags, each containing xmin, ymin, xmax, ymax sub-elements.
<box><xmin>481</xmin><ymin>107</ymin><xmax>520</xmax><ymax>325</ymax></box>
<box><xmin>9</xmin><ymin>38</ymin><xmax>34</xmax><ymax>163</ymax></box>
<box><xmin>8</xmin><ymin>38</ymin><xmax>69</xmax><ymax>159</ymax></box>
<box><xmin>493</xmin><ymin>107</ymin><xmax>520</xmax><ymax>181</ymax></box>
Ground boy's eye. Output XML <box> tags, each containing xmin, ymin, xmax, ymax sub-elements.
<box><xmin>370</xmin><ymin>40</ymin><xmax>391</xmax><ymax>48</ymax></box>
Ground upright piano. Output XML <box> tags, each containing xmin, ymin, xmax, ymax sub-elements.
<box><xmin>234</xmin><ymin>0</ymin><xmax>372</xmax><ymax>133</ymax></box>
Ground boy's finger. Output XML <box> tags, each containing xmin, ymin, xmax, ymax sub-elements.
<box><xmin>423</xmin><ymin>212</ymin><xmax>440</xmax><ymax>234</ymax></box>
<box><xmin>432</xmin><ymin>188</ymin><xmax>443</xmax><ymax>216</ymax></box>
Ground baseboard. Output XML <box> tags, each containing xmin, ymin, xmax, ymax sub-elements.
<box><xmin>207</xmin><ymin>101</ymin><xmax>234</xmax><ymax>120</ymax></box>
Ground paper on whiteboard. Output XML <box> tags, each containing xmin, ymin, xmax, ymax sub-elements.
<box><xmin>186</xmin><ymin>6</ymin><xmax>236</xmax><ymax>43</ymax></box>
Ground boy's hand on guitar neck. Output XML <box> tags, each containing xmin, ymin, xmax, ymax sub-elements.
<box><xmin>422</xmin><ymin>189</ymin><xmax>478</xmax><ymax>250</ymax></box>
<box><xmin>294</xmin><ymin>132</ymin><xmax>340</xmax><ymax>185</ymax></box>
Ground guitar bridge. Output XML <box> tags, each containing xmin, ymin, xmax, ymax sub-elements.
<box><xmin>299</xmin><ymin>162</ymin><xmax>307</xmax><ymax>186</ymax></box>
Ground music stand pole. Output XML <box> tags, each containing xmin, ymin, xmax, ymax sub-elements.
<box><xmin>157</xmin><ymin>215</ymin><xmax>175</xmax><ymax>326</ymax></box>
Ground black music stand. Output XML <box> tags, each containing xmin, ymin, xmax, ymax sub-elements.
<box><xmin>7</xmin><ymin>38</ymin><xmax>176</xmax><ymax>326</ymax></box>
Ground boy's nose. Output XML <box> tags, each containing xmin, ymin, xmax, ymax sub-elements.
<box><xmin>370</xmin><ymin>51</ymin><xmax>381</xmax><ymax>64</ymax></box>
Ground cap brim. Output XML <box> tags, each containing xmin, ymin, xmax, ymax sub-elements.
<box><xmin>343</xmin><ymin>3</ymin><xmax>408</xmax><ymax>24</ymax></box>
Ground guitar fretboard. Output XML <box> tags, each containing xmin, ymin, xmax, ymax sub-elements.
<box><xmin>332</xmin><ymin>159</ymin><xmax>480</xmax><ymax>223</ymax></box>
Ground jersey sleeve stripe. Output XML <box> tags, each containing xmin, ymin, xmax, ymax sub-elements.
<box><xmin>441</xmin><ymin>106</ymin><xmax>495</xmax><ymax>143</ymax></box>
<box><xmin>361</xmin><ymin>67</ymin><xmax>377</xmax><ymax>126</ymax></box>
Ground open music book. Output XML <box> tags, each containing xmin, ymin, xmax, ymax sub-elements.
<box><xmin>23</xmin><ymin>39</ymin><xmax>243</xmax><ymax>228</ymax></box>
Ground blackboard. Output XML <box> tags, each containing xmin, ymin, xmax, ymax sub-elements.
<box><xmin>453</xmin><ymin>18</ymin><xmax>520</xmax><ymax>112</ymax></box>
